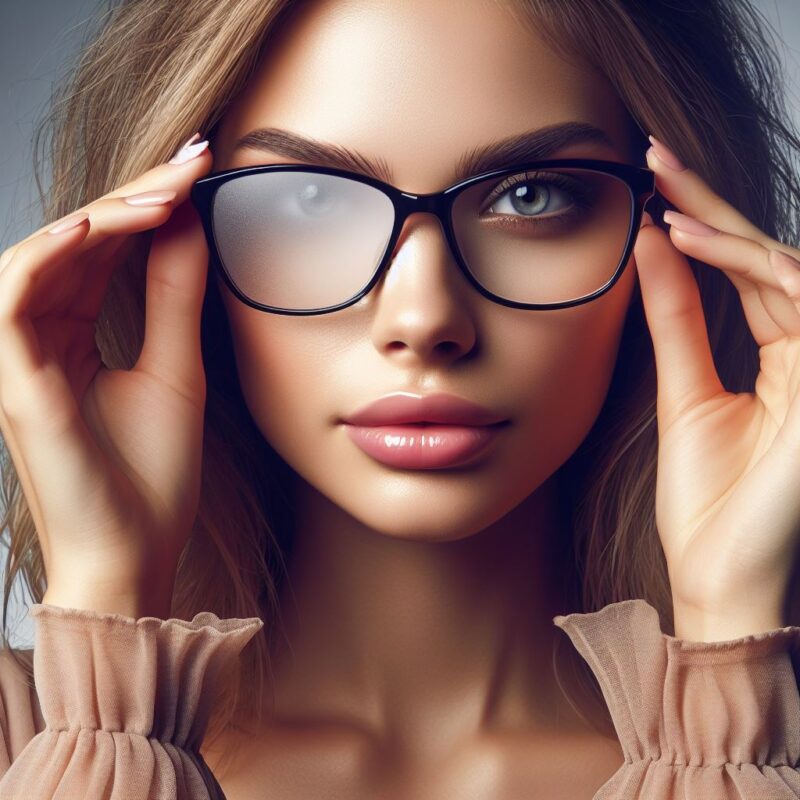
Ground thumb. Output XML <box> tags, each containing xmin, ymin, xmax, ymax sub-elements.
<box><xmin>136</xmin><ymin>199</ymin><xmax>209</xmax><ymax>402</ymax></box>
<box><xmin>634</xmin><ymin>214</ymin><xmax>725</xmax><ymax>432</ymax></box>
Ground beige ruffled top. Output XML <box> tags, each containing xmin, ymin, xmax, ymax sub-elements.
<box><xmin>0</xmin><ymin>598</ymin><xmax>797</xmax><ymax>798</ymax></box>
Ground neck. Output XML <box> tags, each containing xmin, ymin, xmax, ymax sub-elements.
<box><xmin>266</xmin><ymin>471</ymin><xmax>589</xmax><ymax>758</ymax></box>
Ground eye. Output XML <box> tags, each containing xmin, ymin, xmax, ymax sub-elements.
<box><xmin>294</xmin><ymin>182</ymin><xmax>340</xmax><ymax>217</ymax></box>
<box><xmin>481</xmin><ymin>173</ymin><xmax>581</xmax><ymax>221</ymax></box>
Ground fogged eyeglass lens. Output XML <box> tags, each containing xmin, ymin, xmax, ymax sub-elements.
<box><xmin>213</xmin><ymin>171</ymin><xmax>395</xmax><ymax>311</ymax></box>
<box><xmin>452</xmin><ymin>168</ymin><xmax>633</xmax><ymax>304</ymax></box>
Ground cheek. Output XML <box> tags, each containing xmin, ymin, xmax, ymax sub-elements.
<box><xmin>503</xmin><ymin>264</ymin><xmax>636</xmax><ymax>472</ymax></box>
<box><xmin>216</xmin><ymin>265</ymin><xmax>636</xmax><ymax>540</ymax></box>
<box><xmin>219</xmin><ymin>280</ymin><xmax>331</xmax><ymax>456</ymax></box>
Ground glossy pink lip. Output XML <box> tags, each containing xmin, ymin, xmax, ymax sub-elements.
<box><xmin>342</xmin><ymin>392</ymin><xmax>507</xmax><ymax>427</ymax></box>
<box><xmin>344</xmin><ymin>423</ymin><xmax>506</xmax><ymax>469</ymax></box>
<box><xmin>340</xmin><ymin>392</ymin><xmax>509</xmax><ymax>469</ymax></box>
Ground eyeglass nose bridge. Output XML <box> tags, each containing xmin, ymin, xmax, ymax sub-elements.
<box><xmin>381</xmin><ymin>188</ymin><xmax>464</xmax><ymax>278</ymax></box>
<box><xmin>388</xmin><ymin>188</ymin><xmax>461</xmax><ymax>250</ymax></box>
<box><xmin>396</xmin><ymin>188</ymin><xmax>452</xmax><ymax>219</ymax></box>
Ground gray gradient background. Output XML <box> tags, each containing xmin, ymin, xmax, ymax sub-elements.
<box><xmin>1</xmin><ymin>1</ymin><xmax>799</xmax><ymax>646</ymax></box>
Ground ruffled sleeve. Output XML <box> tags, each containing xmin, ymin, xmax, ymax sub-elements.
<box><xmin>553</xmin><ymin>598</ymin><xmax>800</xmax><ymax>799</ymax></box>
<box><xmin>0</xmin><ymin>602</ymin><xmax>264</xmax><ymax>799</ymax></box>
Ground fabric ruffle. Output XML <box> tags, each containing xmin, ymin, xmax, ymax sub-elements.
<box><xmin>0</xmin><ymin>603</ymin><xmax>264</xmax><ymax>799</ymax></box>
<box><xmin>554</xmin><ymin>598</ymin><xmax>800</xmax><ymax>798</ymax></box>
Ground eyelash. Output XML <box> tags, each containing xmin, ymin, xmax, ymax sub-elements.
<box><xmin>479</xmin><ymin>171</ymin><xmax>594</xmax><ymax>229</ymax></box>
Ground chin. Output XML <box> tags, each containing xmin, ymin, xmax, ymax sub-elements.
<box><xmin>311</xmin><ymin>474</ymin><xmax>537</xmax><ymax>543</ymax></box>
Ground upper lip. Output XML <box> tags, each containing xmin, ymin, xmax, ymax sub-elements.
<box><xmin>342</xmin><ymin>392</ymin><xmax>508</xmax><ymax>426</ymax></box>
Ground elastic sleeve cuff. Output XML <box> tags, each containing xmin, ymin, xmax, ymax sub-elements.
<box><xmin>0</xmin><ymin>603</ymin><xmax>263</xmax><ymax>799</ymax></box>
<box><xmin>553</xmin><ymin>599</ymin><xmax>800</xmax><ymax>797</ymax></box>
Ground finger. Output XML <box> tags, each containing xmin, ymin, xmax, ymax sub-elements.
<box><xmin>1</xmin><ymin>193</ymin><xmax>178</xmax><ymax>323</ymax></box>
<box><xmin>69</xmin><ymin>232</ymin><xmax>132</xmax><ymax>320</ymax></box>
<box><xmin>767</xmin><ymin>249</ymin><xmax>800</xmax><ymax>305</ymax></box>
<box><xmin>42</xmin><ymin>196</ymin><xmax>177</xmax><ymax>321</ymax></box>
<box><xmin>0</xmin><ymin>214</ymin><xmax>92</xmax><ymax>388</ymax></box>
<box><xmin>645</xmin><ymin>136</ymin><xmax>771</xmax><ymax>244</ymax></box>
<box><xmin>0</xmin><ymin>134</ymin><xmax>210</xmax><ymax>272</ymax></box>
<box><xmin>135</xmin><ymin>199</ymin><xmax>209</xmax><ymax>405</ymax></box>
<box><xmin>0</xmin><ymin>215</ymin><xmax>105</xmax><ymax>538</ymax></box>
<box><xmin>69</xmin><ymin>226</ymin><xmax>156</xmax><ymax>322</ymax></box>
<box><xmin>633</xmin><ymin>223</ymin><xmax>726</xmax><ymax>432</ymax></box>
<box><xmin>663</xmin><ymin>211</ymin><xmax>800</xmax><ymax>342</ymax></box>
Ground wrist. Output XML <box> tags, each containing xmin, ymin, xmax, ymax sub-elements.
<box><xmin>672</xmin><ymin>602</ymin><xmax>786</xmax><ymax>642</ymax></box>
<box><xmin>42</xmin><ymin>573</ymin><xmax>176</xmax><ymax>620</ymax></box>
<box><xmin>41</xmin><ymin>590</ymin><xmax>173</xmax><ymax>620</ymax></box>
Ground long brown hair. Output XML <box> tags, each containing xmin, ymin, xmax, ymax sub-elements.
<box><xmin>1</xmin><ymin>0</ymin><xmax>798</xmax><ymax>779</ymax></box>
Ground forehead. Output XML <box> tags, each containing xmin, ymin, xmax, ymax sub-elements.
<box><xmin>215</xmin><ymin>0</ymin><xmax>633</xmax><ymax>190</ymax></box>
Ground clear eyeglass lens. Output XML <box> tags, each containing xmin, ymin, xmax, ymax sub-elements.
<box><xmin>211</xmin><ymin>168</ymin><xmax>633</xmax><ymax>311</ymax></box>
<box><xmin>451</xmin><ymin>168</ymin><xmax>633</xmax><ymax>304</ymax></box>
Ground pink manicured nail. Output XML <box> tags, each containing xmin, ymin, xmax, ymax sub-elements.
<box><xmin>179</xmin><ymin>132</ymin><xmax>202</xmax><ymax>150</ymax></box>
<box><xmin>47</xmin><ymin>211</ymin><xmax>90</xmax><ymax>234</ymax></box>
<box><xmin>648</xmin><ymin>135</ymin><xmax>687</xmax><ymax>172</ymax></box>
<box><xmin>168</xmin><ymin>139</ymin><xmax>209</xmax><ymax>165</ymax></box>
<box><xmin>123</xmin><ymin>189</ymin><xmax>177</xmax><ymax>206</ymax></box>
<box><xmin>168</xmin><ymin>131</ymin><xmax>202</xmax><ymax>161</ymax></box>
<box><xmin>663</xmin><ymin>210</ymin><xmax>719</xmax><ymax>237</ymax></box>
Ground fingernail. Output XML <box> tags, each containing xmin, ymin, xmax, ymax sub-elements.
<box><xmin>179</xmin><ymin>132</ymin><xmax>202</xmax><ymax>149</ymax></box>
<box><xmin>168</xmin><ymin>139</ymin><xmax>209</xmax><ymax>165</ymax></box>
<box><xmin>663</xmin><ymin>210</ymin><xmax>719</xmax><ymax>237</ymax></box>
<box><xmin>124</xmin><ymin>189</ymin><xmax>177</xmax><ymax>206</ymax></box>
<box><xmin>647</xmin><ymin>135</ymin><xmax>687</xmax><ymax>172</ymax></box>
<box><xmin>47</xmin><ymin>211</ymin><xmax>90</xmax><ymax>234</ymax></box>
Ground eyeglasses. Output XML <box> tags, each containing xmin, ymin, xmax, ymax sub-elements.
<box><xmin>190</xmin><ymin>159</ymin><xmax>655</xmax><ymax>316</ymax></box>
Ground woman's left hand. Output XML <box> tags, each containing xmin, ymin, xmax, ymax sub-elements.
<box><xmin>633</xmin><ymin>135</ymin><xmax>800</xmax><ymax>642</ymax></box>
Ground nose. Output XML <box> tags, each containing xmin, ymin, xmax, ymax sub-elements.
<box><xmin>366</xmin><ymin>211</ymin><xmax>478</xmax><ymax>365</ymax></box>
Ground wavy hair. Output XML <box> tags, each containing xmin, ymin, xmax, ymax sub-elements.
<box><xmin>1</xmin><ymin>0</ymin><xmax>798</xmax><ymax>779</ymax></box>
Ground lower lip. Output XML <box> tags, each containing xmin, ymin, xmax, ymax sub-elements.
<box><xmin>343</xmin><ymin>422</ymin><xmax>507</xmax><ymax>469</ymax></box>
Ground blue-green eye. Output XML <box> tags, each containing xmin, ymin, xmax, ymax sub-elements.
<box><xmin>480</xmin><ymin>171</ymin><xmax>595</xmax><ymax>229</ymax></box>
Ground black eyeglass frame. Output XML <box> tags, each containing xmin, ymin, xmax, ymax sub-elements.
<box><xmin>190</xmin><ymin>158</ymin><xmax>656</xmax><ymax>316</ymax></box>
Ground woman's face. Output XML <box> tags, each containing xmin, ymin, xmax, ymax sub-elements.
<box><xmin>211</xmin><ymin>0</ymin><xmax>640</xmax><ymax>541</ymax></box>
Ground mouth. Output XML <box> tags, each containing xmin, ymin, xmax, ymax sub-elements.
<box><xmin>342</xmin><ymin>391</ymin><xmax>509</xmax><ymax>428</ymax></box>
<box><xmin>342</xmin><ymin>420</ymin><xmax>510</xmax><ymax>470</ymax></box>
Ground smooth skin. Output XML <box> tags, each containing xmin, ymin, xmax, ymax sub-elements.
<box><xmin>1</xmin><ymin>0</ymin><xmax>800</xmax><ymax>797</ymax></box>
<box><xmin>0</xmin><ymin>147</ymin><xmax>213</xmax><ymax>618</ymax></box>
<box><xmin>204</xmin><ymin>0</ymin><xmax>638</xmax><ymax>794</ymax></box>
<box><xmin>637</xmin><ymin>143</ymin><xmax>800</xmax><ymax>640</ymax></box>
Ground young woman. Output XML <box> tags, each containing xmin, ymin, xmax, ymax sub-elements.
<box><xmin>0</xmin><ymin>0</ymin><xmax>798</xmax><ymax>797</ymax></box>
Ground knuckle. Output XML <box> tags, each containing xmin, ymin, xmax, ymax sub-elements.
<box><xmin>0</xmin><ymin>243</ymin><xmax>37</xmax><ymax>289</ymax></box>
<box><xmin>0</xmin><ymin>285</ymin><xmax>17</xmax><ymax>322</ymax></box>
<box><xmin>0</xmin><ymin>374</ymin><xmax>31</xmax><ymax>424</ymax></box>
<box><xmin>0</xmin><ymin>366</ymin><xmax>57</xmax><ymax>426</ymax></box>
<box><xmin>0</xmin><ymin>246</ymin><xmax>17</xmax><ymax>272</ymax></box>
<box><xmin>784</xmin><ymin>288</ymin><xmax>800</xmax><ymax>302</ymax></box>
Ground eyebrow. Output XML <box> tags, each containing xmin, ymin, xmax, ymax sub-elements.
<box><xmin>232</xmin><ymin>121</ymin><xmax>617</xmax><ymax>185</ymax></box>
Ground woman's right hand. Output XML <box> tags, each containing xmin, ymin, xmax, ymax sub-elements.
<box><xmin>0</xmin><ymin>134</ymin><xmax>213</xmax><ymax>618</ymax></box>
